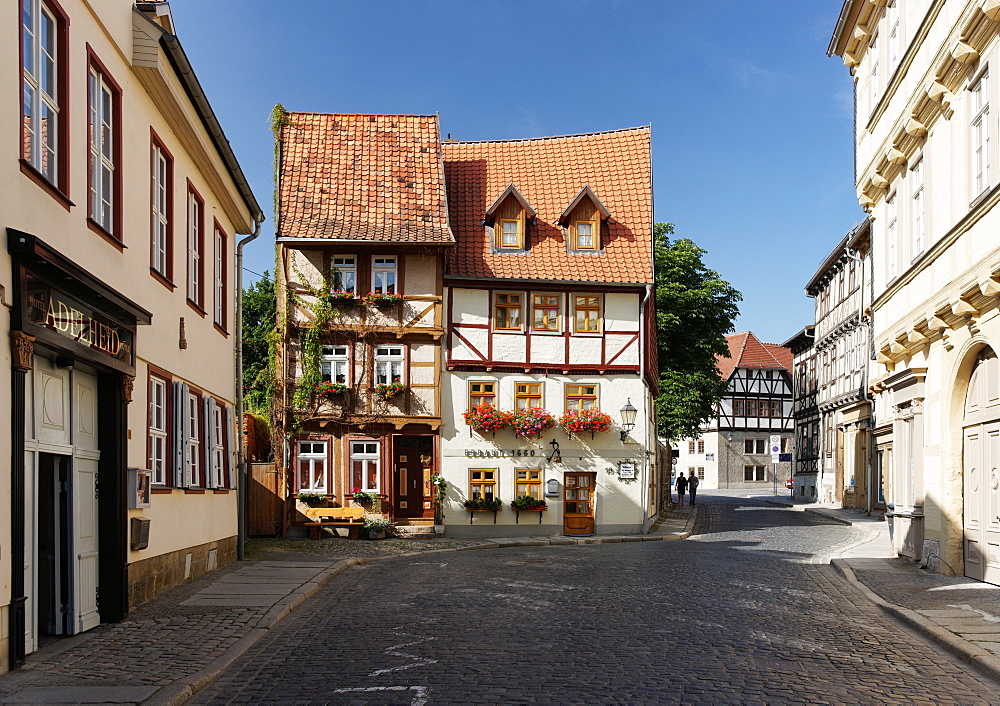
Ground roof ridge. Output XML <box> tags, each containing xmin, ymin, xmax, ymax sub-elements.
<box><xmin>444</xmin><ymin>125</ymin><xmax>650</xmax><ymax>146</ymax></box>
<box><xmin>286</xmin><ymin>112</ymin><xmax>439</xmax><ymax>118</ymax></box>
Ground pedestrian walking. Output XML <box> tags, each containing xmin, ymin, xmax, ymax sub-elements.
<box><xmin>688</xmin><ymin>470</ymin><xmax>700</xmax><ymax>505</ymax></box>
<box><xmin>675</xmin><ymin>472</ymin><xmax>687</xmax><ymax>505</ymax></box>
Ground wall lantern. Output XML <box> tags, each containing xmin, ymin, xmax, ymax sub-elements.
<box><xmin>620</xmin><ymin>399</ymin><xmax>637</xmax><ymax>441</ymax></box>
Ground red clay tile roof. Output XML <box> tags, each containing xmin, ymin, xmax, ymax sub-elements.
<box><xmin>277</xmin><ymin>113</ymin><xmax>453</xmax><ymax>244</ymax></box>
<box><xmin>443</xmin><ymin>127</ymin><xmax>652</xmax><ymax>283</ymax></box>
<box><xmin>716</xmin><ymin>332</ymin><xmax>793</xmax><ymax>380</ymax></box>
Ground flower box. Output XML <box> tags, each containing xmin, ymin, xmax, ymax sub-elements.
<box><xmin>510</xmin><ymin>407</ymin><xmax>555</xmax><ymax>438</ymax></box>
<box><xmin>351</xmin><ymin>488</ymin><xmax>378</xmax><ymax>505</ymax></box>
<box><xmin>464</xmin><ymin>497</ymin><xmax>503</xmax><ymax>511</ymax></box>
<box><xmin>558</xmin><ymin>409</ymin><xmax>613</xmax><ymax>438</ymax></box>
<box><xmin>366</xmin><ymin>292</ymin><xmax>402</xmax><ymax>307</ymax></box>
<box><xmin>463</xmin><ymin>404</ymin><xmax>513</xmax><ymax>435</ymax></box>
<box><xmin>315</xmin><ymin>381</ymin><xmax>348</xmax><ymax>396</ymax></box>
<box><xmin>320</xmin><ymin>290</ymin><xmax>358</xmax><ymax>304</ymax></box>
<box><xmin>374</xmin><ymin>381</ymin><xmax>406</xmax><ymax>399</ymax></box>
<box><xmin>295</xmin><ymin>492</ymin><xmax>328</xmax><ymax>504</ymax></box>
<box><xmin>510</xmin><ymin>496</ymin><xmax>548</xmax><ymax>511</ymax></box>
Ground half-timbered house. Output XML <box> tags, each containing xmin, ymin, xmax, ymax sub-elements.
<box><xmin>804</xmin><ymin>220</ymin><xmax>873</xmax><ymax>510</ymax></box>
<box><xmin>679</xmin><ymin>332</ymin><xmax>793</xmax><ymax>490</ymax></box>
<box><xmin>782</xmin><ymin>326</ymin><xmax>819</xmax><ymax>499</ymax></box>
<box><xmin>440</xmin><ymin>128</ymin><xmax>661</xmax><ymax>536</ymax></box>
<box><xmin>274</xmin><ymin>112</ymin><xmax>450</xmax><ymax>536</ymax></box>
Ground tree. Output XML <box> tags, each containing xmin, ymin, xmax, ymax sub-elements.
<box><xmin>653</xmin><ymin>223</ymin><xmax>741</xmax><ymax>440</ymax></box>
<box><xmin>242</xmin><ymin>271</ymin><xmax>276</xmax><ymax>416</ymax></box>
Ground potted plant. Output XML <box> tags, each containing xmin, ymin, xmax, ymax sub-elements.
<box><xmin>374</xmin><ymin>381</ymin><xmax>406</xmax><ymax>399</ymax></box>
<box><xmin>558</xmin><ymin>409</ymin><xmax>613</xmax><ymax>439</ymax></box>
<box><xmin>510</xmin><ymin>495</ymin><xmax>547</xmax><ymax>511</ymax></box>
<box><xmin>351</xmin><ymin>488</ymin><xmax>378</xmax><ymax>506</ymax></box>
<box><xmin>315</xmin><ymin>380</ymin><xmax>348</xmax><ymax>396</ymax></box>
<box><xmin>362</xmin><ymin>517</ymin><xmax>393</xmax><ymax>539</ymax></box>
<box><xmin>510</xmin><ymin>407</ymin><xmax>555</xmax><ymax>438</ymax></box>
<box><xmin>295</xmin><ymin>492</ymin><xmax>327</xmax><ymax>504</ymax></box>
<box><xmin>366</xmin><ymin>291</ymin><xmax>402</xmax><ymax>307</ymax></box>
<box><xmin>463</xmin><ymin>404</ymin><xmax>513</xmax><ymax>436</ymax></box>
<box><xmin>464</xmin><ymin>496</ymin><xmax>503</xmax><ymax>511</ymax></box>
<box><xmin>430</xmin><ymin>474</ymin><xmax>447</xmax><ymax>530</ymax></box>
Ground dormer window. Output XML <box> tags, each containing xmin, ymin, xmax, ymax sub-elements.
<box><xmin>558</xmin><ymin>186</ymin><xmax>611</xmax><ymax>253</ymax></box>
<box><xmin>484</xmin><ymin>184</ymin><xmax>536</xmax><ymax>252</ymax></box>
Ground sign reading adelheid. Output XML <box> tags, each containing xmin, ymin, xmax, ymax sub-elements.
<box><xmin>26</xmin><ymin>275</ymin><xmax>133</xmax><ymax>363</ymax></box>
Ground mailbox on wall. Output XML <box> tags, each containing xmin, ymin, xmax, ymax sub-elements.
<box><xmin>545</xmin><ymin>478</ymin><xmax>560</xmax><ymax>497</ymax></box>
<box><xmin>130</xmin><ymin>517</ymin><xmax>150</xmax><ymax>551</ymax></box>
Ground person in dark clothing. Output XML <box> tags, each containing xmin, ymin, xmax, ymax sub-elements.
<box><xmin>675</xmin><ymin>472</ymin><xmax>687</xmax><ymax>505</ymax></box>
<box><xmin>688</xmin><ymin>470</ymin><xmax>700</xmax><ymax>505</ymax></box>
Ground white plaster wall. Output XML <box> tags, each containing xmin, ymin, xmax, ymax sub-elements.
<box><xmin>604</xmin><ymin>292</ymin><xmax>636</xmax><ymax>331</ymax></box>
<box><xmin>568</xmin><ymin>336</ymin><xmax>602</xmax><ymax>365</ymax></box>
<box><xmin>529</xmin><ymin>335</ymin><xmax>564</xmax><ymax>364</ymax></box>
<box><xmin>456</xmin><ymin>289</ymin><xmax>489</xmax><ymax>325</ymax></box>
<box><xmin>493</xmin><ymin>333</ymin><xmax>526</xmax><ymax>362</ymax></box>
<box><xmin>605</xmin><ymin>333</ymin><xmax>639</xmax><ymax>366</ymax></box>
<box><xmin>404</xmin><ymin>254</ymin><xmax>438</xmax><ymax>296</ymax></box>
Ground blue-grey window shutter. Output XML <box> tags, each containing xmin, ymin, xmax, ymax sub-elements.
<box><xmin>226</xmin><ymin>405</ymin><xmax>237</xmax><ymax>489</ymax></box>
<box><xmin>203</xmin><ymin>396</ymin><xmax>216</xmax><ymax>488</ymax></box>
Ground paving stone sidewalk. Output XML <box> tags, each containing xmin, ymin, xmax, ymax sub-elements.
<box><xmin>768</xmin><ymin>496</ymin><xmax>1000</xmax><ymax>686</ymax></box>
<box><xmin>0</xmin><ymin>506</ymin><xmax>695</xmax><ymax>705</ymax></box>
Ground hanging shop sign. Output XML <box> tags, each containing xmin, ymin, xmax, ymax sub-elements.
<box><xmin>25</xmin><ymin>274</ymin><xmax>134</xmax><ymax>366</ymax></box>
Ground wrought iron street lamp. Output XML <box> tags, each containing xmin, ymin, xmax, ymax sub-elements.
<box><xmin>620</xmin><ymin>399</ymin><xmax>637</xmax><ymax>441</ymax></box>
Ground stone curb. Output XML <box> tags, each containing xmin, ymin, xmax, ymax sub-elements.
<box><xmin>143</xmin><ymin>511</ymin><xmax>697</xmax><ymax>704</ymax></box>
<box><xmin>831</xmin><ymin>559</ymin><xmax>1000</xmax><ymax>687</ymax></box>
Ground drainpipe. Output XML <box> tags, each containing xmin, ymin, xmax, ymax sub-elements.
<box><xmin>236</xmin><ymin>219</ymin><xmax>263</xmax><ymax>561</ymax></box>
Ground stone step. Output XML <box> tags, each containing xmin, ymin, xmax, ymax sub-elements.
<box><xmin>393</xmin><ymin>524</ymin><xmax>437</xmax><ymax>536</ymax></box>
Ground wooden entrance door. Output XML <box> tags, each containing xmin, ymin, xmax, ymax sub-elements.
<box><xmin>964</xmin><ymin>348</ymin><xmax>1000</xmax><ymax>584</ymax></box>
<box><xmin>563</xmin><ymin>472</ymin><xmax>595</xmax><ymax>535</ymax></box>
<box><xmin>393</xmin><ymin>436</ymin><xmax>433</xmax><ymax>519</ymax></box>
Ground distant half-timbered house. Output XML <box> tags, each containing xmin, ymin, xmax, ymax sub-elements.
<box><xmin>440</xmin><ymin>128</ymin><xmax>661</xmax><ymax>536</ymax></box>
<box><xmin>783</xmin><ymin>326</ymin><xmax>820</xmax><ymax>499</ymax></box>
<box><xmin>678</xmin><ymin>332</ymin><xmax>793</xmax><ymax>490</ymax></box>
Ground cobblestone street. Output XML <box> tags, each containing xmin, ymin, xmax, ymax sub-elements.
<box><xmin>193</xmin><ymin>493</ymin><xmax>998</xmax><ymax>704</ymax></box>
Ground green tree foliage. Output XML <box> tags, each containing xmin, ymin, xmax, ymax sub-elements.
<box><xmin>242</xmin><ymin>271</ymin><xmax>276</xmax><ymax>416</ymax></box>
<box><xmin>654</xmin><ymin>223</ymin><xmax>741</xmax><ymax>440</ymax></box>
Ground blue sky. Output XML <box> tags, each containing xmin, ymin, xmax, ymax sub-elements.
<box><xmin>168</xmin><ymin>0</ymin><xmax>861</xmax><ymax>346</ymax></box>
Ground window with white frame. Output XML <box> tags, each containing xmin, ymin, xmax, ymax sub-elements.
<box><xmin>351</xmin><ymin>441</ymin><xmax>379</xmax><ymax>492</ymax></box>
<box><xmin>321</xmin><ymin>345</ymin><xmax>349</xmax><ymax>384</ymax></box>
<box><xmin>886</xmin><ymin>193</ymin><xmax>897</xmax><ymax>281</ymax></box>
<box><xmin>372</xmin><ymin>256</ymin><xmax>397</xmax><ymax>294</ymax></box>
<box><xmin>151</xmin><ymin>140</ymin><xmax>171</xmax><ymax>277</ymax></box>
<box><xmin>973</xmin><ymin>72</ymin><xmax>990</xmax><ymax>196</ymax></box>
<box><xmin>88</xmin><ymin>65</ymin><xmax>116</xmax><ymax>234</ymax></box>
<box><xmin>297</xmin><ymin>440</ymin><xmax>327</xmax><ymax>493</ymax></box>
<box><xmin>149</xmin><ymin>375</ymin><xmax>169</xmax><ymax>485</ymax></box>
<box><xmin>187</xmin><ymin>188</ymin><xmax>203</xmax><ymax>306</ymax></box>
<box><xmin>911</xmin><ymin>158</ymin><xmax>924</xmax><ymax>259</ymax></box>
<box><xmin>214</xmin><ymin>224</ymin><xmax>227</xmax><ymax>329</ymax></box>
<box><xmin>187</xmin><ymin>391</ymin><xmax>202</xmax><ymax>486</ymax></box>
<box><xmin>21</xmin><ymin>0</ymin><xmax>62</xmax><ymax>185</ymax></box>
<box><xmin>330</xmin><ymin>256</ymin><xmax>356</xmax><ymax>294</ymax></box>
<box><xmin>211</xmin><ymin>403</ymin><xmax>226</xmax><ymax>488</ymax></box>
<box><xmin>375</xmin><ymin>345</ymin><xmax>403</xmax><ymax>384</ymax></box>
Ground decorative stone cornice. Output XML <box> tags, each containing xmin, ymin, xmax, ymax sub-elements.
<box><xmin>11</xmin><ymin>331</ymin><xmax>34</xmax><ymax>372</ymax></box>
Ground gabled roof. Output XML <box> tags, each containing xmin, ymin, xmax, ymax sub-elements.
<box><xmin>277</xmin><ymin>113</ymin><xmax>453</xmax><ymax>245</ymax></box>
<box><xmin>443</xmin><ymin>127</ymin><xmax>652</xmax><ymax>284</ymax></box>
<box><xmin>716</xmin><ymin>332</ymin><xmax>793</xmax><ymax>380</ymax></box>
<box><xmin>484</xmin><ymin>183</ymin><xmax>537</xmax><ymax>224</ymax></box>
<box><xmin>556</xmin><ymin>185</ymin><xmax>611</xmax><ymax>226</ymax></box>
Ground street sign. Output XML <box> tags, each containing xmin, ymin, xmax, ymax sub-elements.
<box><xmin>778</xmin><ymin>453</ymin><xmax>792</xmax><ymax>462</ymax></box>
<box><xmin>770</xmin><ymin>434</ymin><xmax>781</xmax><ymax>462</ymax></box>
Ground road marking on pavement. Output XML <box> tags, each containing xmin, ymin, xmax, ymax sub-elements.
<box><xmin>369</xmin><ymin>632</ymin><xmax>438</xmax><ymax>677</ymax></box>
<box><xmin>326</xmin><ymin>686</ymin><xmax>430</xmax><ymax>706</ymax></box>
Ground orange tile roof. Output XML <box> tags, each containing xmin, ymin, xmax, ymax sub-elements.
<box><xmin>716</xmin><ymin>332</ymin><xmax>792</xmax><ymax>380</ymax></box>
<box><xmin>442</xmin><ymin>127</ymin><xmax>652</xmax><ymax>283</ymax></box>
<box><xmin>277</xmin><ymin>113</ymin><xmax>453</xmax><ymax>244</ymax></box>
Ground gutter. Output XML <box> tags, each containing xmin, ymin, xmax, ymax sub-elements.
<box><xmin>235</xmin><ymin>219</ymin><xmax>263</xmax><ymax>561</ymax></box>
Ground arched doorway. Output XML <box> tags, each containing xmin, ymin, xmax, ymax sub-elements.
<box><xmin>963</xmin><ymin>347</ymin><xmax>1000</xmax><ymax>583</ymax></box>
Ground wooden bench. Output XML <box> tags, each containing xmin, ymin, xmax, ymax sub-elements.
<box><xmin>302</xmin><ymin>506</ymin><xmax>366</xmax><ymax>539</ymax></box>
